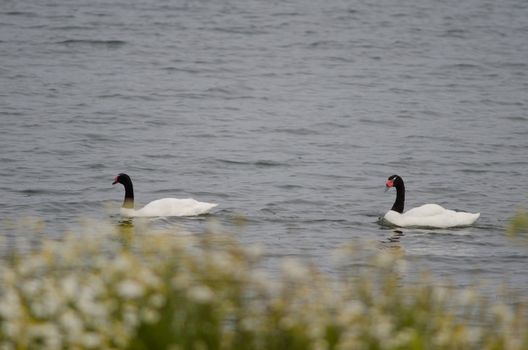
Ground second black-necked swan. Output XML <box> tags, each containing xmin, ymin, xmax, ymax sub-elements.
<box><xmin>384</xmin><ymin>175</ymin><xmax>479</xmax><ymax>228</ymax></box>
<box><xmin>112</xmin><ymin>173</ymin><xmax>217</xmax><ymax>217</ymax></box>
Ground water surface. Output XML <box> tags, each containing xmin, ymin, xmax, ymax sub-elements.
<box><xmin>1</xmin><ymin>0</ymin><xmax>527</xmax><ymax>296</ymax></box>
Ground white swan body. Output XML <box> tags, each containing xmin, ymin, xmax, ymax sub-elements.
<box><xmin>384</xmin><ymin>204</ymin><xmax>480</xmax><ymax>228</ymax></box>
<box><xmin>113</xmin><ymin>173</ymin><xmax>217</xmax><ymax>218</ymax></box>
<box><xmin>384</xmin><ymin>175</ymin><xmax>479</xmax><ymax>228</ymax></box>
<box><xmin>120</xmin><ymin>198</ymin><xmax>217</xmax><ymax>217</ymax></box>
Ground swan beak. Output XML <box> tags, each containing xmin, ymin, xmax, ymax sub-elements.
<box><xmin>112</xmin><ymin>180</ymin><xmax>118</xmax><ymax>185</ymax></box>
<box><xmin>385</xmin><ymin>179</ymin><xmax>394</xmax><ymax>192</ymax></box>
<box><xmin>384</xmin><ymin>186</ymin><xmax>390</xmax><ymax>192</ymax></box>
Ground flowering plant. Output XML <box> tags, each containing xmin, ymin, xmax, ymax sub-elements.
<box><xmin>0</xmin><ymin>222</ymin><xmax>526</xmax><ymax>349</ymax></box>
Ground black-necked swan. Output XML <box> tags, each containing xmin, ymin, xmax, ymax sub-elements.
<box><xmin>383</xmin><ymin>175</ymin><xmax>479</xmax><ymax>228</ymax></box>
<box><xmin>112</xmin><ymin>173</ymin><xmax>217</xmax><ymax>217</ymax></box>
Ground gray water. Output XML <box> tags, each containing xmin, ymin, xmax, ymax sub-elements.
<box><xmin>1</xmin><ymin>0</ymin><xmax>527</xmax><ymax>295</ymax></box>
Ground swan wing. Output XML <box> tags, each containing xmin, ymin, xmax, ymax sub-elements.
<box><xmin>385</xmin><ymin>205</ymin><xmax>480</xmax><ymax>228</ymax></box>
<box><xmin>125</xmin><ymin>198</ymin><xmax>217</xmax><ymax>217</ymax></box>
<box><xmin>404</xmin><ymin>204</ymin><xmax>446</xmax><ymax>217</ymax></box>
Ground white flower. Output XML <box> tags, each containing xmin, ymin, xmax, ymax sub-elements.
<box><xmin>0</xmin><ymin>341</ymin><xmax>15</xmax><ymax>350</ymax></box>
<box><xmin>59</xmin><ymin>310</ymin><xmax>83</xmax><ymax>338</ymax></box>
<box><xmin>76</xmin><ymin>286</ymin><xmax>107</xmax><ymax>322</ymax></box>
<box><xmin>137</xmin><ymin>269</ymin><xmax>162</xmax><ymax>289</ymax></box>
<box><xmin>374</xmin><ymin>250</ymin><xmax>399</xmax><ymax>269</ymax></box>
<box><xmin>465</xmin><ymin>327</ymin><xmax>482</xmax><ymax>344</ymax></box>
<box><xmin>172</xmin><ymin>274</ymin><xmax>191</xmax><ymax>289</ymax></box>
<box><xmin>35</xmin><ymin>280</ymin><xmax>63</xmax><ymax>317</ymax></box>
<box><xmin>457</xmin><ymin>288</ymin><xmax>477</xmax><ymax>306</ymax></box>
<box><xmin>1</xmin><ymin>320</ymin><xmax>21</xmax><ymax>340</ymax></box>
<box><xmin>20</xmin><ymin>279</ymin><xmax>41</xmax><ymax>298</ymax></box>
<box><xmin>338</xmin><ymin>301</ymin><xmax>365</xmax><ymax>323</ymax></box>
<box><xmin>81</xmin><ymin>332</ymin><xmax>102</xmax><ymax>348</ymax></box>
<box><xmin>148</xmin><ymin>293</ymin><xmax>166</xmax><ymax>308</ymax></box>
<box><xmin>246</xmin><ymin>244</ymin><xmax>264</xmax><ymax>260</ymax></box>
<box><xmin>386</xmin><ymin>328</ymin><xmax>415</xmax><ymax>348</ymax></box>
<box><xmin>0</xmin><ymin>267</ymin><xmax>16</xmax><ymax>285</ymax></box>
<box><xmin>141</xmin><ymin>308</ymin><xmax>160</xmax><ymax>324</ymax></box>
<box><xmin>117</xmin><ymin>280</ymin><xmax>145</xmax><ymax>299</ymax></box>
<box><xmin>433</xmin><ymin>328</ymin><xmax>451</xmax><ymax>347</ymax></box>
<box><xmin>188</xmin><ymin>285</ymin><xmax>214</xmax><ymax>304</ymax></box>
<box><xmin>60</xmin><ymin>276</ymin><xmax>78</xmax><ymax>300</ymax></box>
<box><xmin>27</xmin><ymin>323</ymin><xmax>61</xmax><ymax>349</ymax></box>
<box><xmin>209</xmin><ymin>252</ymin><xmax>233</xmax><ymax>272</ymax></box>
<box><xmin>492</xmin><ymin>304</ymin><xmax>513</xmax><ymax>323</ymax></box>
<box><xmin>373</xmin><ymin>315</ymin><xmax>393</xmax><ymax>340</ymax></box>
<box><xmin>0</xmin><ymin>289</ymin><xmax>21</xmax><ymax>319</ymax></box>
<box><xmin>123</xmin><ymin>306</ymin><xmax>140</xmax><ymax>330</ymax></box>
<box><xmin>112</xmin><ymin>255</ymin><xmax>133</xmax><ymax>273</ymax></box>
<box><xmin>16</xmin><ymin>257</ymin><xmax>43</xmax><ymax>277</ymax></box>
<box><xmin>281</xmin><ymin>258</ymin><xmax>308</xmax><ymax>281</ymax></box>
<box><xmin>432</xmin><ymin>286</ymin><xmax>449</xmax><ymax>303</ymax></box>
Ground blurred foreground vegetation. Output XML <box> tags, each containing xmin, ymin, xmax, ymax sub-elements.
<box><xmin>508</xmin><ymin>210</ymin><xmax>528</xmax><ymax>243</ymax></box>
<box><xmin>0</xmin><ymin>220</ymin><xmax>527</xmax><ymax>350</ymax></box>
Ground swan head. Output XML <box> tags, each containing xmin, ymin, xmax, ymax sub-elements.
<box><xmin>386</xmin><ymin>175</ymin><xmax>405</xmax><ymax>213</ymax></box>
<box><xmin>385</xmin><ymin>174</ymin><xmax>403</xmax><ymax>191</ymax></box>
<box><xmin>112</xmin><ymin>173</ymin><xmax>131</xmax><ymax>186</ymax></box>
<box><xmin>113</xmin><ymin>173</ymin><xmax>134</xmax><ymax>209</ymax></box>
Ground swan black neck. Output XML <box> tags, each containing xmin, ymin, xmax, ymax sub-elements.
<box><xmin>122</xmin><ymin>182</ymin><xmax>134</xmax><ymax>209</ymax></box>
<box><xmin>390</xmin><ymin>176</ymin><xmax>405</xmax><ymax>213</ymax></box>
<box><xmin>117</xmin><ymin>174</ymin><xmax>134</xmax><ymax>209</ymax></box>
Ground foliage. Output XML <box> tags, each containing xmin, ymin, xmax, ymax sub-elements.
<box><xmin>0</xmin><ymin>222</ymin><xmax>527</xmax><ymax>350</ymax></box>
<box><xmin>508</xmin><ymin>210</ymin><xmax>528</xmax><ymax>242</ymax></box>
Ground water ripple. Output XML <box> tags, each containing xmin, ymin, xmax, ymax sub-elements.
<box><xmin>1</xmin><ymin>0</ymin><xmax>527</xmax><ymax>295</ymax></box>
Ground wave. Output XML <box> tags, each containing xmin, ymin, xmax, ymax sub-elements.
<box><xmin>57</xmin><ymin>39</ymin><xmax>127</xmax><ymax>48</ymax></box>
<box><xmin>216</xmin><ymin>159</ymin><xmax>289</xmax><ymax>167</ymax></box>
